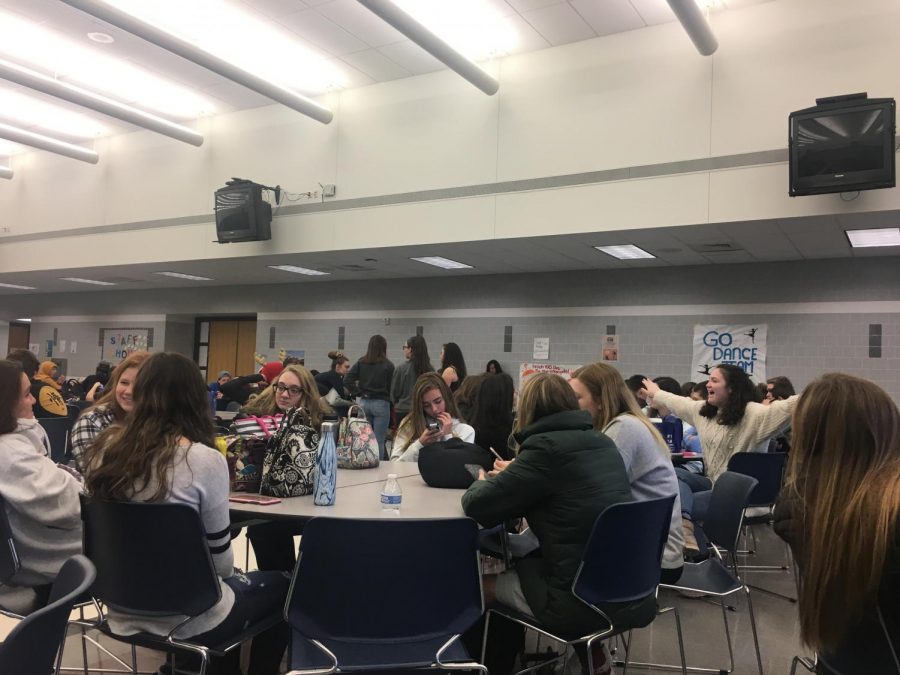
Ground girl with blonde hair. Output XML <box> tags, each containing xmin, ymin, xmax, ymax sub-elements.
<box><xmin>570</xmin><ymin>363</ymin><xmax>685</xmax><ymax>580</ymax></box>
<box><xmin>775</xmin><ymin>373</ymin><xmax>899</xmax><ymax>661</ymax></box>
<box><xmin>241</xmin><ymin>364</ymin><xmax>330</xmax><ymax>425</ymax></box>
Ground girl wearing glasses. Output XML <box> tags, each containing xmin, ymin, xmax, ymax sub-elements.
<box><xmin>241</xmin><ymin>365</ymin><xmax>330</xmax><ymax>422</ymax></box>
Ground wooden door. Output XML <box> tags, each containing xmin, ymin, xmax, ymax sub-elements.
<box><xmin>202</xmin><ymin>319</ymin><xmax>257</xmax><ymax>381</ymax></box>
<box><xmin>7</xmin><ymin>323</ymin><xmax>30</xmax><ymax>351</ymax></box>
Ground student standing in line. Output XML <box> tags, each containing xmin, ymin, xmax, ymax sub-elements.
<box><xmin>344</xmin><ymin>335</ymin><xmax>394</xmax><ymax>459</ymax></box>
<box><xmin>82</xmin><ymin>352</ymin><xmax>289</xmax><ymax>675</ymax></box>
<box><xmin>390</xmin><ymin>335</ymin><xmax>433</xmax><ymax>426</ymax></box>
<box><xmin>439</xmin><ymin>342</ymin><xmax>467</xmax><ymax>393</ymax></box>
<box><xmin>774</xmin><ymin>373</ymin><xmax>898</xmax><ymax>667</ymax></box>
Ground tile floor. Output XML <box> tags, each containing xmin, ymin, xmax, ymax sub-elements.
<box><xmin>21</xmin><ymin>525</ymin><xmax>812</xmax><ymax>674</ymax></box>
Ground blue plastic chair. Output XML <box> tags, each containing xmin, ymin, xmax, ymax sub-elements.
<box><xmin>284</xmin><ymin>517</ymin><xmax>487</xmax><ymax>674</ymax></box>
<box><xmin>0</xmin><ymin>555</ymin><xmax>96</xmax><ymax>675</ymax></box>
<box><xmin>37</xmin><ymin>415</ymin><xmax>76</xmax><ymax>463</ymax></box>
<box><xmin>484</xmin><ymin>495</ymin><xmax>683</xmax><ymax>675</ymax></box>
<box><xmin>652</xmin><ymin>471</ymin><xmax>763</xmax><ymax>675</ymax></box>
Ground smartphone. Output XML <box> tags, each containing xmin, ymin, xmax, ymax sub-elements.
<box><xmin>488</xmin><ymin>446</ymin><xmax>504</xmax><ymax>462</ymax></box>
<box><xmin>229</xmin><ymin>495</ymin><xmax>282</xmax><ymax>505</ymax></box>
<box><xmin>464</xmin><ymin>463</ymin><xmax>484</xmax><ymax>480</ymax></box>
<box><xmin>425</xmin><ymin>417</ymin><xmax>441</xmax><ymax>432</ymax></box>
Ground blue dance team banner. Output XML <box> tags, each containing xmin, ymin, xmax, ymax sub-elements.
<box><xmin>691</xmin><ymin>324</ymin><xmax>767</xmax><ymax>382</ymax></box>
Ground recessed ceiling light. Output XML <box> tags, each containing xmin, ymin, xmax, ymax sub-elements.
<box><xmin>410</xmin><ymin>256</ymin><xmax>474</xmax><ymax>270</ymax></box>
<box><xmin>594</xmin><ymin>245</ymin><xmax>656</xmax><ymax>260</ymax></box>
<box><xmin>845</xmin><ymin>227</ymin><xmax>900</xmax><ymax>248</ymax></box>
<box><xmin>268</xmin><ymin>265</ymin><xmax>330</xmax><ymax>276</ymax></box>
<box><xmin>60</xmin><ymin>277</ymin><xmax>116</xmax><ymax>286</ymax></box>
<box><xmin>0</xmin><ymin>282</ymin><xmax>36</xmax><ymax>290</ymax></box>
<box><xmin>154</xmin><ymin>271</ymin><xmax>214</xmax><ymax>281</ymax></box>
<box><xmin>15</xmin><ymin>318</ymin><xmax>31</xmax><ymax>322</ymax></box>
<box><xmin>87</xmin><ymin>31</ymin><xmax>114</xmax><ymax>44</ymax></box>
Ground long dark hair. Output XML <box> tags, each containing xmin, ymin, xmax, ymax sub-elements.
<box><xmin>407</xmin><ymin>335</ymin><xmax>433</xmax><ymax>376</ymax></box>
<box><xmin>440</xmin><ymin>342</ymin><xmax>467</xmax><ymax>380</ymax></box>
<box><xmin>396</xmin><ymin>373</ymin><xmax>460</xmax><ymax>451</ymax></box>
<box><xmin>84</xmin><ymin>352</ymin><xmax>215</xmax><ymax>502</ymax></box>
<box><xmin>785</xmin><ymin>373</ymin><xmax>900</xmax><ymax>651</ymax></box>
<box><xmin>0</xmin><ymin>360</ymin><xmax>24</xmax><ymax>435</ymax></box>
<box><xmin>485</xmin><ymin>359</ymin><xmax>503</xmax><ymax>374</ymax></box>
<box><xmin>469</xmin><ymin>373</ymin><xmax>514</xmax><ymax>431</ymax></box>
<box><xmin>360</xmin><ymin>334</ymin><xmax>388</xmax><ymax>364</ymax></box>
<box><xmin>699</xmin><ymin>364</ymin><xmax>759</xmax><ymax>425</ymax></box>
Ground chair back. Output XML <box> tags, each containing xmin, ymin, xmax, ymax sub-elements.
<box><xmin>703</xmin><ymin>471</ymin><xmax>758</xmax><ymax>553</ymax></box>
<box><xmin>572</xmin><ymin>495</ymin><xmax>676</xmax><ymax>606</ymax></box>
<box><xmin>37</xmin><ymin>416</ymin><xmax>76</xmax><ymax>463</ymax></box>
<box><xmin>727</xmin><ymin>452</ymin><xmax>787</xmax><ymax>507</ymax></box>
<box><xmin>0</xmin><ymin>494</ymin><xmax>21</xmax><ymax>584</ymax></box>
<box><xmin>819</xmin><ymin>605</ymin><xmax>900</xmax><ymax>675</ymax></box>
<box><xmin>0</xmin><ymin>555</ymin><xmax>96</xmax><ymax>675</ymax></box>
<box><xmin>80</xmin><ymin>496</ymin><xmax>221</xmax><ymax>617</ymax></box>
<box><xmin>286</xmin><ymin>517</ymin><xmax>482</xmax><ymax>642</ymax></box>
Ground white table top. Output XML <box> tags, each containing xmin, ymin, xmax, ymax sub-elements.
<box><xmin>335</xmin><ymin>460</ymin><xmax>421</xmax><ymax>488</ymax></box>
<box><xmin>229</xmin><ymin>474</ymin><xmax>466</xmax><ymax>521</ymax></box>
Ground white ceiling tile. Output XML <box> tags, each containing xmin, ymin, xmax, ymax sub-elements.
<box><xmin>325</xmin><ymin>58</ymin><xmax>376</xmax><ymax>88</ymax></box>
<box><xmin>199</xmin><ymin>80</ymin><xmax>276</xmax><ymax>110</ymax></box>
<box><xmin>315</xmin><ymin>0</ymin><xmax>408</xmax><ymax>48</ymax></box>
<box><xmin>519</xmin><ymin>2</ymin><xmax>596</xmax><ymax>46</ymax></box>
<box><xmin>507</xmin><ymin>0</ymin><xmax>565</xmax><ymax>12</ymax></box>
<box><xmin>627</xmin><ymin>0</ymin><xmax>676</xmax><ymax>26</ymax></box>
<box><xmin>719</xmin><ymin>219</ymin><xmax>800</xmax><ymax>258</ymax></box>
<box><xmin>377</xmin><ymin>41</ymin><xmax>445</xmax><ymax>76</ymax></box>
<box><xmin>339</xmin><ymin>48</ymin><xmax>411</xmax><ymax>82</ymax></box>
<box><xmin>570</xmin><ymin>0</ymin><xmax>646</xmax><ymax>36</ymax></box>
<box><xmin>278</xmin><ymin>8</ymin><xmax>370</xmax><ymax>56</ymax></box>
<box><xmin>240</xmin><ymin>0</ymin><xmax>310</xmax><ymax>18</ymax></box>
<box><xmin>498</xmin><ymin>11</ymin><xmax>552</xmax><ymax>55</ymax></box>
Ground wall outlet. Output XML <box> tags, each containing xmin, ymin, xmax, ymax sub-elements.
<box><xmin>322</xmin><ymin>183</ymin><xmax>336</xmax><ymax>197</ymax></box>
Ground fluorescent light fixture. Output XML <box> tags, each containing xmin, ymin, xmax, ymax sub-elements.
<box><xmin>268</xmin><ymin>265</ymin><xmax>330</xmax><ymax>276</ymax></box>
<box><xmin>0</xmin><ymin>59</ymin><xmax>203</xmax><ymax>146</ymax></box>
<box><xmin>0</xmin><ymin>139</ymin><xmax>24</xmax><ymax>155</ymax></box>
<box><xmin>594</xmin><ymin>245</ymin><xmax>656</xmax><ymax>260</ymax></box>
<box><xmin>846</xmin><ymin>227</ymin><xmax>900</xmax><ymax>248</ymax></box>
<box><xmin>0</xmin><ymin>9</ymin><xmax>215</xmax><ymax>119</ymax></box>
<box><xmin>154</xmin><ymin>271</ymin><xmax>214</xmax><ymax>281</ymax></box>
<box><xmin>60</xmin><ymin>0</ymin><xmax>335</xmax><ymax>123</ymax></box>
<box><xmin>0</xmin><ymin>282</ymin><xmax>36</xmax><ymax>290</ymax></box>
<box><xmin>0</xmin><ymin>86</ymin><xmax>108</xmax><ymax>138</ymax></box>
<box><xmin>60</xmin><ymin>277</ymin><xmax>116</xmax><ymax>285</ymax></box>
<box><xmin>410</xmin><ymin>256</ymin><xmax>474</xmax><ymax>269</ymax></box>
<box><xmin>0</xmin><ymin>164</ymin><xmax>11</xmax><ymax>180</ymax></box>
<box><xmin>666</xmin><ymin>0</ymin><xmax>718</xmax><ymax>56</ymax></box>
<box><xmin>15</xmin><ymin>318</ymin><xmax>31</xmax><ymax>322</ymax></box>
<box><xmin>0</xmin><ymin>122</ymin><xmax>98</xmax><ymax>163</ymax></box>
<box><xmin>358</xmin><ymin>0</ymin><xmax>500</xmax><ymax>95</ymax></box>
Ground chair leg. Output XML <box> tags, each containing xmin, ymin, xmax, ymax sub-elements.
<box><xmin>720</xmin><ymin>595</ymin><xmax>736</xmax><ymax>674</ymax></box>
<box><xmin>744</xmin><ymin>586</ymin><xmax>764</xmax><ymax>675</ymax></box>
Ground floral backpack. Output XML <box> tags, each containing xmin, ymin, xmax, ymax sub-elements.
<box><xmin>260</xmin><ymin>407</ymin><xmax>320</xmax><ymax>497</ymax></box>
<box><xmin>336</xmin><ymin>405</ymin><xmax>380</xmax><ymax>469</ymax></box>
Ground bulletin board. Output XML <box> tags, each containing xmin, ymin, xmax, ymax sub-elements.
<box><xmin>100</xmin><ymin>327</ymin><xmax>153</xmax><ymax>362</ymax></box>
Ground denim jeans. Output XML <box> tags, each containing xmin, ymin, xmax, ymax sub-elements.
<box><xmin>359</xmin><ymin>397</ymin><xmax>391</xmax><ymax>460</ymax></box>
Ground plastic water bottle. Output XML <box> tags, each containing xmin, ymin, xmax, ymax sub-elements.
<box><xmin>380</xmin><ymin>473</ymin><xmax>402</xmax><ymax>514</ymax></box>
<box><xmin>313</xmin><ymin>421</ymin><xmax>337</xmax><ymax>506</ymax></box>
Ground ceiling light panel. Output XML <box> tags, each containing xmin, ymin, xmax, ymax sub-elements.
<box><xmin>154</xmin><ymin>271</ymin><xmax>214</xmax><ymax>281</ymax></box>
<box><xmin>0</xmin><ymin>139</ymin><xmax>22</xmax><ymax>156</ymax></box>
<box><xmin>0</xmin><ymin>282</ymin><xmax>36</xmax><ymax>290</ymax></box>
<box><xmin>594</xmin><ymin>245</ymin><xmax>657</xmax><ymax>260</ymax></box>
<box><xmin>269</xmin><ymin>265</ymin><xmax>330</xmax><ymax>276</ymax></box>
<box><xmin>0</xmin><ymin>87</ymin><xmax>108</xmax><ymax>138</ymax></box>
<box><xmin>60</xmin><ymin>277</ymin><xmax>117</xmax><ymax>285</ymax></box>
<box><xmin>0</xmin><ymin>9</ymin><xmax>215</xmax><ymax>119</ymax></box>
<box><xmin>410</xmin><ymin>256</ymin><xmax>474</xmax><ymax>269</ymax></box>
<box><xmin>104</xmin><ymin>0</ymin><xmax>350</xmax><ymax>94</ymax></box>
<box><xmin>391</xmin><ymin>0</ymin><xmax>519</xmax><ymax>60</ymax></box>
<box><xmin>846</xmin><ymin>227</ymin><xmax>900</xmax><ymax>248</ymax></box>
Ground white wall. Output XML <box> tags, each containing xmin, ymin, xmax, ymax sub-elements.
<box><xmin>2</xmin><ymin>0</ymin><xmax>900</xmax><ymax>274</ymax></box>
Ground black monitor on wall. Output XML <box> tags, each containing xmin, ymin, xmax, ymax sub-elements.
<box><xmin>789</xmin><ymin>94</ymin><xmax>896</xmax><ymax>196</ymax></box>
<box><xmin>215</xmin><ymin>180</ymin><xmax>272</xmax><ymax>243</ymax></box>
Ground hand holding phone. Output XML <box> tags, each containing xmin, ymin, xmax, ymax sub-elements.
<box><xmin>463</xmin><ymin>463</ymin><xmax>484</xmax><ymax>480</ymax></box>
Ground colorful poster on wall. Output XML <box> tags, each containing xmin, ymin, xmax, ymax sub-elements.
<box><xmin>102</xmin><ymin>328</ymin><xmax>150</xmax><ymax>362</ymax></box>
<box><xmin>691</xmin><ymin>324</ymin><xmax>767</xmax><ymax>381</ymax></box>
<box><xmin>601</xmin><ymin>335</ymin><xmax>619</xmax><ymax>362</ymax></box>
<box><xmin>518</xmin><ymin>362</ymin><xmax>581</xmax><ymax>388</ymax></box>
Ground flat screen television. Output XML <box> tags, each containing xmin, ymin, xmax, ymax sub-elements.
<box><xmin>789</xmin><ymin>96</ymin><xmax>896</xmax><ymax>196</ymax></box>
<box><xmin>215</xmin><ymin>181</ymin><xmax>272</xmax><ymax>243</ymax></box>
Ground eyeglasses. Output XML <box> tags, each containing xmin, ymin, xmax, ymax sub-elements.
<box><xmin>275</xmin><ymin>384</ymin><xmax>303</xmax><ymax>396</ymax></box>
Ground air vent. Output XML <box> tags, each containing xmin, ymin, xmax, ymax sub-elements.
<box><xmin>689</xmin><ymin>242</ymin><xmax>744</xmax><ymax>254</ymax></box>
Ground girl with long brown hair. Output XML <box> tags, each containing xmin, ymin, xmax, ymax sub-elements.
<box><xmin>345</xmin><ymin>334</ymin><xmax>394</xmax><ymax>459</ymax></box>
<box><xmin>775</xmin><ymin>373</ymin><xmax>899</xmax><ymax>661</ymax></box>
<box><xmin>82</xmin><ymin>352</ymin><xmax>289</xmax><ymax>675</ymax></box>
<box><xmin>242</xmin><ymin>364</ymin><xmax>330</xmax><ymax>425</ymax></box>
<box><xmin>69</xmin><ymin>351</ymin><xmax>150</xmax><ymax>470</ymax></box>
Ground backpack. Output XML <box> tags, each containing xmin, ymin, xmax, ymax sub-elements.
<box><xmin>260</xmin><ymin>407</ymin><xmax>320</xmax><ymax>498</ymax></box>
<box><xmin>336</xmin><ymin>405</ymin><xmax>380</xmax><ymax>469</ymax></box>
<box><xmin>418</xmin><ymin>438</ymin><xmax>493</xmax><ymax>489</ymax></box>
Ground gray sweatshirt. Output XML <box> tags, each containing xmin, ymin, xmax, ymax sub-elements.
<box><xmin>603</xmin><ymin>414</ymin><xmax>685</xmax><ymax>570</ymax></box>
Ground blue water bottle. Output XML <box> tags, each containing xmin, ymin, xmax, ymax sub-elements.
<box><xmin>314</xmin><ymin>421</ymin><xmax>337</xmax><ymax>506</ymax></box>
